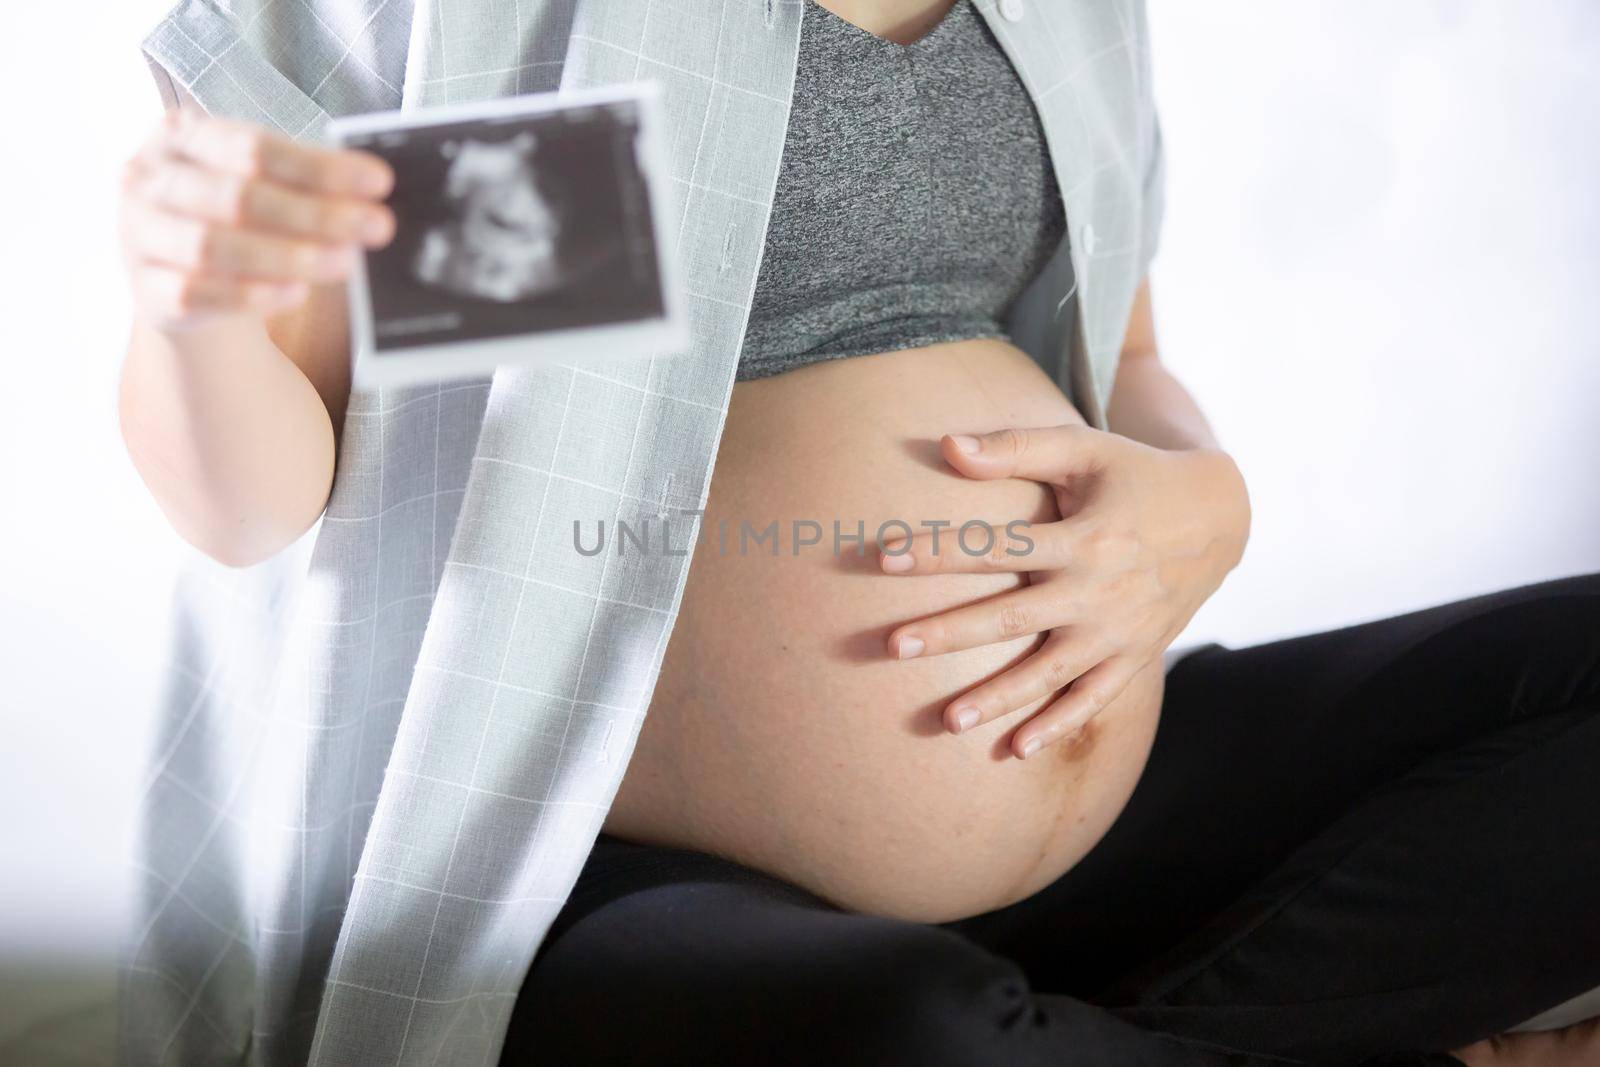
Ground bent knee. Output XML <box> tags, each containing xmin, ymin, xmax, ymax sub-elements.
<box><xmin>1426</xmin><ymin>574</ymin><xmax>1600</xmax><ymax>721</ymax></box>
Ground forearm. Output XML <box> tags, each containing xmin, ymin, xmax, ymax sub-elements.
<box><xmin>1106</xmin><ymin>351</ymin><xmax>1251</xmax><ymax>574</ymax></box>
<box><xmin>1105</xmin><ymin>349</ymin><xmax>1220</xmax><ymax>453</ymax></box>
<box><xmin>119</xmin><ymin>317</ymin><xmax>336</xmax><ymax>567</ymax></box>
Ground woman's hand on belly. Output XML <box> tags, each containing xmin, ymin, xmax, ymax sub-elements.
<box><xmin>880</xmin><ymin>424</ymin><xmax>1250</xmax><ymax>759</ymax></box>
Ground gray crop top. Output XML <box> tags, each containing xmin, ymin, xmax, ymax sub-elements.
<box><xmin>737</xmin><ymin>0</ymin><xmax>1068</xmax><ymax>382</ymax></box>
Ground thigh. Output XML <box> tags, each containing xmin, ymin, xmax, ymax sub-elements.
<box><xmin>507</xmin><ymin>836</ymin><xmax>1008</xmax><ymax>1066</ymax></box>
<box><xmin>505</xmin><ymin>837</ymin><xmax>1280</xmax><ymax>1067</ymax></box>
<box><xmin>952</xmin><ymin>571</ymin><xmax>1600</xmax><ymax>996</ymax></box>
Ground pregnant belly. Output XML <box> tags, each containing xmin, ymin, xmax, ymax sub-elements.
<box><xmin>604</xmin><ymin>340</ymin><xmax>1162</xmax><ymax>922</ymax></box>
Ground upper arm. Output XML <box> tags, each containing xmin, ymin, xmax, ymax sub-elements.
<box><xmin>1124</xmin><ymin>5</ymin><xmax>1164</xmax><ymax>366</ymax></box>
<box><xmin>1133</xmin><ymin>0</ymin><xmax>1165</xmax><ymax>282</ymax></box>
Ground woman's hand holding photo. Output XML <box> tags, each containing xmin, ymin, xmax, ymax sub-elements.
<box><xmin>882</xmin><ymin>424</ymin><xmax>1251</xmax><ymax>759</ymax></box>
<box><xmin>120</xmin><ymin>108</ymin><xmax>395</xmax><ymax>328</ymax></box>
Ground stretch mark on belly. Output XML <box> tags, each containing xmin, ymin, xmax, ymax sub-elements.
<box><xmin>1056</xmin><ymin>720</ymin><xmax>1100</xmax><ymax>765</ymax></box>
<box><xmin>1007</xmin><ymin>747</ymin><xmax>1085</xmax><ymax>901</ymax></box>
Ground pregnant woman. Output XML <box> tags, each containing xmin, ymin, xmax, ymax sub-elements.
<box><xmin>118</xmin><ymin>0</ymin><xmax>1598</xmax><ymax>1063</ymax></box>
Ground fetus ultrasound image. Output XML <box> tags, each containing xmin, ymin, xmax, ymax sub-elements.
<box><xmin>344</xmin><ymin>98</ymin><xmax>667</xmax><ymax>354</ymax></box>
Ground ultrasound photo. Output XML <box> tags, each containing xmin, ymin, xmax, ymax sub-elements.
<box><xmin>329</xmin><ymin>86</ymin><xmax>684</xmax><ymax>386</ymax></box>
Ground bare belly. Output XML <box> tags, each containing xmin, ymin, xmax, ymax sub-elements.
<box><xmin>605</xmin><ymin>339</ymin><xmax>1163</xmax><ymax>922</ymax></box>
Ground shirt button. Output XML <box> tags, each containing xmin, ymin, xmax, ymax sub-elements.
<box><xmin>999</xmin><ymin>0</ymin><xmax>1025</xmax><ymax>21</ymax></box>
<box><xmin>1081</xmin><ymin>223</ymin><xmax>1098</xmax><ymax>255</ymax></box>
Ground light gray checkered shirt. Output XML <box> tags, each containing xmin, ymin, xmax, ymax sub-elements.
<box><xmin>129</xmin><ymin>0</ymin><xmax>1166</xmax><ymax>1062</ymax></box>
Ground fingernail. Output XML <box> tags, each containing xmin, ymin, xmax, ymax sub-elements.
<box><xmin>949</xmin><ymin>434</ymin><xmax>981</xmax><ymax>455</ymax></box>
<box><xmin>1019</xmin><ymin>737</ymin><xmax>1042</xmax><ymax>759</ymax></box>
<box><xmin>880</xmin><ymin>552</ymin><xmax>914</xmax><ymax>574</ymax></box>
<box><xmin>895</xmin><ymin>634</ymin><xmax>924</xmax><ymax>660</ymax></box>
<box><xmin>951</xmin><ymin>707</ymin><xmax>979</xmax><ymax>733</ymax></box>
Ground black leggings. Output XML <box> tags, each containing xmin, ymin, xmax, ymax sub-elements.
<box><xmin>505</xmin><ymin>572</ymin><xmax>1600</xmax><ymax>1066</ymax></box>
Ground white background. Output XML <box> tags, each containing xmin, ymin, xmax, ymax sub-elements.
<box><xmin>1</xmin><ymin>0</ymin><xmax>1596</xmax><ymax>1050</ymax></box>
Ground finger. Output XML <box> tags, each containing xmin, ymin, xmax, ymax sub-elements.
<box><xmin>879</xmin><ymin>519</ymin><xmax>1072</xmax><ymax>576</ymax></box>
<box><xmin>129</xmin><ymin>201</ymin><xmax>356</xmax><ymax>283</ymax></box>
<box><xmin>132</xmin><ymin>262</ymin><xmax>308</xmax><ymax>325</ymax></box>
<box><xmin>887</xmin><ymin>584</ymin><xmax>1075</xmax><ymax>659</ymax></box>
<box><xmin>1011</xmin><ymin>657</ymin><xmax>1131</xmax><ymax>759</ymax></box>
<box><xmin>164</xmin><ymin>109</ymin><xmax>393</xmax><ymax>199</ymax></box>
<box><xmin>942</xmin><ymin>631</ymin><xmax>1103</xmax><ymax>735</ymax></box>
<box><xmin>940</xmin><ymin>425</ymin><xmax>1107</xmax><ymax>486</ymax></box>
<box><xmin>133</xmin><ymin>156</ymin><xmax>394</xmax><ymax>247</ymax></box>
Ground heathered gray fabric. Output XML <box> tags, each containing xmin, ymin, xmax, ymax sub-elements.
<box><xmin>739</xmin><ymin>0</ymin><xmax>1067</xmax><ymax>380</ymax></box>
